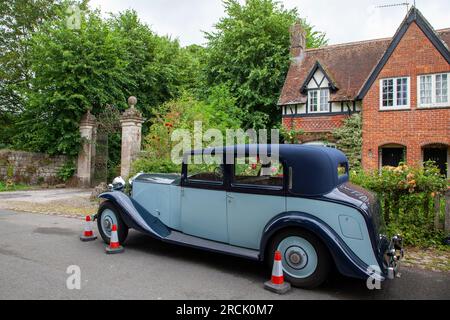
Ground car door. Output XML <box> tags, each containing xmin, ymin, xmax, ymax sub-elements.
<box><xmin>180</xmin><ymin>157</ymin><xmax>228</xmax><ymax>243</ymax></box>
<box><xmin>226</xmin><ymin>156</ymin><xmax>286</xmax><ymax>250</ymax></box>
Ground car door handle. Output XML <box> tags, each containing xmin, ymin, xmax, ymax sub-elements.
<box><xmin>226</xmin><ymin>194</ymin><xmax>234</xmax><ymax>199</ymax></box>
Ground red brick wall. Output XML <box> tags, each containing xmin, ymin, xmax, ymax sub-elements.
<box><xmin>362</xmin><ymin>22</ymin><xmax>450</xmax><ymax>171</ymax></box>
<box><xmin>282</xmin><ymin>114</ymin><xmax>348</xmax><ymax>133</ymax></box>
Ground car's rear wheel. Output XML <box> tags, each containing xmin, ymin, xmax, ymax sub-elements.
<box><xmin>97</xmin><ymin>201</ymin><xmax>128</xmax><ymax>245</ymax></box>
<box><xmin>267</xmin><ymin>228</ymin><xmax>331</xmax><ymax>289</ymax></box>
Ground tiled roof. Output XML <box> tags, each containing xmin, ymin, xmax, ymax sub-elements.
<box><xmin>278</xmin><ymin>28</ymin><xmax>450</xmax><ymax>105</ymax></box>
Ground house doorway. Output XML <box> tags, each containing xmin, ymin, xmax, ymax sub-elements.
<box><xmin>379</xmin><ymin>144</ymin><xmax>406</xmax><ymax>168</ymax></box>
<box><xmin>423</xmin><ymin>144</ymin><xmax>448</xmax><ymax>177</ymax></box>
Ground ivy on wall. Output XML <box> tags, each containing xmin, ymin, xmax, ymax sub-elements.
<box><xmin>332</xmin><ymin>113</ymin><xmax>362</xmax><ymax>169</ymax></box>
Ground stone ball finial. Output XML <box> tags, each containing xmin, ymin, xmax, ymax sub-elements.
<box><xmin>128</xmin><ymin>96</ymin><xmax>137</xmax><ymax>108</ymax></box>
<box><xmin>122</xmin><ymin>96</ymin><xmax>143</xmax><ymax>120</ymax></box>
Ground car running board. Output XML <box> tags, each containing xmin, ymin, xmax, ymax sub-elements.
<box><xmin>164</xmin><ymin>230</ymin><xmax>260</xmax><ymax>261</ymax></box>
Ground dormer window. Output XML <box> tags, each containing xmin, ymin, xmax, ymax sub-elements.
<box><xmin>308</xmin><ymin>89</ymin><xmax>329</xmax><ymax>113</ymax></box>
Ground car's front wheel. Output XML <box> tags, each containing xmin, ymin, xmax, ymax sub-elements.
<box><xmin>97</xmin><ymin>202</ymin><xmax>129</xmax><ymax>245</ymax></box>
<box><xmin>267</xmin><ymin>228</ymin><xmax>331</xmax><ymax>289</ymax></box>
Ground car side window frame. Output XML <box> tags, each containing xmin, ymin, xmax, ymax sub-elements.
<box><xmin>181</xmin><ymin>153</ymin><xmax>226</xmax><ymax>190</ymax></box>
<box><xmin>229</xmin><ymin>156</ymin><xmax>287</xmax><ymax>196</ymax></box>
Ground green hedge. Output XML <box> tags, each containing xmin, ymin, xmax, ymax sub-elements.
<box><xmin>350</xmin><ymin>162</ymin><xmax>449</xmax><ymax>247</ymax></box>
<box><xmin>132</xmin><ymin>156</ymin><xmax>181</xmax><ymax>175</ymax></box>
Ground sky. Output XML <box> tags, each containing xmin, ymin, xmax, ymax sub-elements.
<box><xmin>88</xmin><ymin>0</ymin><xmax>450</xmax><ymax>47</ymax></box>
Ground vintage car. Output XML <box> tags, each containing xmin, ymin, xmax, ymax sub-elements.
<box><xmin>96</xmin><ymin>144</ymin><xmax>402</xmax><ymax>288</ymax></box>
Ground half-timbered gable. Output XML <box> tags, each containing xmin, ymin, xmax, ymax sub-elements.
<box><xmin>279</xmin><ymin>7</ymin><xmax>450</xmax><ymax>176</ymax></box>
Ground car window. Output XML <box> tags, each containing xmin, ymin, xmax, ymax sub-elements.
<box><xmin>187</xmin><ymin>155</ymin><xmax>223</xmax><ymax>183</ymax></box>
<box><xmin>337</xmin><ymin>163</ymin><xmax>347</xmax><ymax>176</ymax></box>
<box><xmin>233</xmin><ymin>156</ymin><xmax>283</xmax><ymax>188</ymax></box>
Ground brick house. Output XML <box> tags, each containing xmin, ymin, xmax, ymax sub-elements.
<box><xmin>279</xmin><ymin>7</ymin><xmax>450</xmax><ymax>177</ymax></box>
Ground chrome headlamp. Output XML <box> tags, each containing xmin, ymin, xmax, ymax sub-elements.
<box><xmin>108</xmin><ymin>176</ymin><xmax>126</xmax><ymax>192</ymax></box>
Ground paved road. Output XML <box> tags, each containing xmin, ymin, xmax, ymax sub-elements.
<box><xmin>0</xmin><ymin>210</ymin><xmax>448</xmax><ymax>300</ymax></box>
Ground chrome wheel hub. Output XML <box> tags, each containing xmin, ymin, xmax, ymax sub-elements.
<box><xmin>289</xmin><ymin>252</ymin><xmax>301</xmax><ymax>264</ymax></box>
<box><xmin>285</xmin><ymin>246</ymin><xmax>308</xmax><ymax>270</ymax></box>
<box><xmin>103</xmin><ymin>218</ymin><xmax>112</xmax><ymax>233</ymax></box>
<box><xmin>277</xmin><ymin>236</ymin><xmax>318</xmax><ymax>279</ymax></box>
<box><xmin>100</xmin><ymin>209</ymin><xmax>118</xmax><ymax>238</ymax></box>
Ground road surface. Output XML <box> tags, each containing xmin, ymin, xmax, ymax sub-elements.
<box><xmin>0</xmin><ymin>210</ymin><xmax>448</xmax><ymax>299</ymax></box>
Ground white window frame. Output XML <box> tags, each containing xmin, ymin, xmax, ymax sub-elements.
<box><xmin>379</xmin><ymin>77</ymin><xmax>410</xmax><ymax>110</ymax></box>
<box><xmin>308</xmin><ymin>89</ymin><xmax>329</xmax><ymax>113</ymax></box>
<box><xmin>417</xmin><ymin>72</ymin><xmax>450</xmax><ymax>108</ymax></box>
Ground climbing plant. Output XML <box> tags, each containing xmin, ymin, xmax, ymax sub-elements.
<box><xmin>333</xmin><ymin>113</ymin><xmax>362</xmax><ymax>169</ymax></box>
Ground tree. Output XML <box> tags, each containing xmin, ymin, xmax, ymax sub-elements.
<box><xmin>0</xmin><ymin>0</ymin><xmax>64</xmax><ymax>146</ymax></box>
<box><xmin>205</xmin><ymin>0</ymin><xmax>327</xmax><ymax>129</ymax></box>
<box><xmin>133</xmin><ymin>86</ymin><xmax>242</xmax><ymax>174</ymax></box>
<box><xmin>107</xmin><ymin>10</ymin><xmax>193</xmax><ymax>119</ymax></box>
<box><xmin>14</xmin><ymin>6</ymin><xmax>131</xmax><ymax>156</ymax></box>
<box><xmin>181</xmin><ymin>44</ymin><xmax>209</xmax><ymax>98</ymax></box>
<box><xmin>13</xmin><ymin>6</ymin><xmax>196</xmax><ymax>156</ymax></box>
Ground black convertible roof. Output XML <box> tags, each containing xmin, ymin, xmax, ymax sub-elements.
<box><xmin>186</xmin><ymin>144</ymin><xmax>349</xmax><ymax>196</ymax></box>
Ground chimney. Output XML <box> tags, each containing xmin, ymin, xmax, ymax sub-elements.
<box><xmin>289</xmin><ymin>20</ymin><xmax>306</xmax><ymax>58</ymax></box>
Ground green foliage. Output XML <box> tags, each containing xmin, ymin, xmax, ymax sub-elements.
<box><xmin>6</xmin><ymin>164</ymin><xmax>14</xmax><ymax>178</ymax></box>
<box><xmin>0</xmin><ymin>0</ymin><xmax>63</xmax><ymax>110</ymax></box>
<box><xmin>333</xmin><ymin>113</ymin><xmax>362</xmax><ymax>169</ymax></box>
<box><xmin>2</xmin><ymin>0</ymin><xmax>330</xmax><ymax>160</ymax></box>
<box><xmin>0</xmin><ymin>180</ymin><xmax>31</xmax><ymax>192</ymax></box>
<box><xmin>132</xmin><ymin>87</ymin><xmax>242</xmax><ymax>175</ymax></box>
<box><xmin>351</xmin><ymin>162</ymin><xmax>449</xmax><ymax>247</ymax></box>
<box><xmin>279</xmin><ymin>126</ymin><xmax>305</xmax><ymax>144</ymax></box>
<box><xmin>351</xmin><ymin>161</ymin><xmax>448</xmax><ymax>195</ymax></box>
<box><xmin>14</xmin><ymin>5</ymin><xmax>129</xmax><ymax>155</ymax></box>
<box><xmin>132</xmin><ymin>157</ymin><xmax>181</xmax><ymax>175</ymax></box>
<box><xmin>0</xmin><ymin>0</ymin><xmax>64</xmax><ymax>146</ymax></box>
<box><xmin>57</xmin><ymin>161</ymin><xmax>76</xmax><ymax>182</ymax></box>
<box><xmin>205</xmin><ymin>0</ymin><xmax>327</xmax><ymax>129</ymax></box>
<box><xmin>107</xmin><ymin>10</ymin><xmax>194</xmax><ymax>119</ymax></box>
<box><xmin>9</xmin><ymin>5</ymin><xmax>197</xmax><ymax>156</ymax></box>
<box><xmin>182</xmin><ymin>44</ymin><xmax>209</xmax><ymax>98</ymax></box>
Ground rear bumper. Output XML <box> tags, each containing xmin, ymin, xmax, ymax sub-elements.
<box><xmin>378</xmin><ymin>234</ymin><xmax>404</xmax><ymax>280</ymax></box>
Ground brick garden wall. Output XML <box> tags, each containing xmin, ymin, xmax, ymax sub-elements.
<box><xmin>0</xmin><ymin>150</ymin><xmax>69</xmax><ymax>184</ymax></box>
<box><xmin>362</xmin><ymin>22</ymin><xmax>450</xmax><ymax>171</ymax></box>
<box><xmin>282</xmin><ymin>114</ymin><xmax>349</xmax><ymax>142</ymax></box>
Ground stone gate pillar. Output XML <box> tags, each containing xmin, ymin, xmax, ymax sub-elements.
<box><xmin>120</xmin><ymin>96</ymin><xmax>144</xmax><ymax>179</ymax></box>
<box><xmin>77</xmin><ymin>111</ymin><xmax>97</xmax><ymax>187</ymax></box>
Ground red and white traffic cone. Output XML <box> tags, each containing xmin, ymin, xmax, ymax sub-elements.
<box><xmin>105</xmin><ymin>224</ymin><xmax>124</xmax><ymax>254</ymax></box>
<box><xmin>80</xmin><ymin>215</ymin><xmax>97</xmax><ymax>242</ymax></box>
<box><xmin>264</xmin><ymin>250</ymin><xmax>291</xmax><ymax>294</ymax></box>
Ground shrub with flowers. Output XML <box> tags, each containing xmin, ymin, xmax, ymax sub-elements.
<box><xmin>351</xmin><ymin>161</ymin><xmax>449</xmax><ymax>247</ymax></box>
<box><xmin>131</xmin><ymin>86</ymin><xmax>243</xmax><ymax>175</ymax></box>
<box><xmin>352</xmin><ymin>161</ymin><xmax>447</xmax><ymax>195</ymax></box>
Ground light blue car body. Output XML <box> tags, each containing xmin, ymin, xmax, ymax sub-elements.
<box><xmin>131</xmin><ymin>177</ymin><xmax>379</xmax><ymax>269</ymax></box>
<box><xmin>99</xmin><ymin>145</ymin><xmax>398</xmax><ymax>282</ymax></box>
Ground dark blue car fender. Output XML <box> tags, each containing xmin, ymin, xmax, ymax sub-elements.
<box><xmin>98</xmin><ymin>191</ymin><xmax>170</xmax><ymax>238</ymax></box>
<box><xmin>260</xmin><ymin>211</ymin><xmax>381</xmax><ymax>280</ymax></box>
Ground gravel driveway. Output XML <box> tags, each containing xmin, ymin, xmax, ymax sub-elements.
<box><xmin>0</xmin><ymin>188</ymin><xmax>96</xmax><ymax>216</ymax></box>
